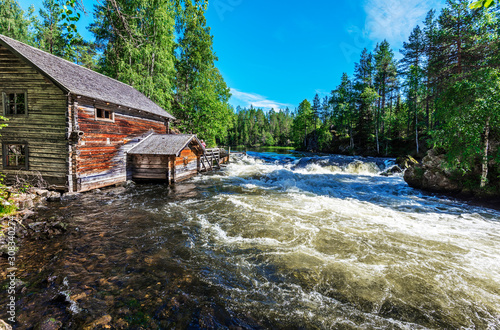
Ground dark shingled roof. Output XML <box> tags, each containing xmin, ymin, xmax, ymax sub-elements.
<box><xmin>128</xmin><ymin>134</ymin><xmax>204</xmax><ymax>156</ymax></box>
<box><xmin>0</xmin><ymin>34</ymin><xmax>175</xmax><ymax>120</ymax></box>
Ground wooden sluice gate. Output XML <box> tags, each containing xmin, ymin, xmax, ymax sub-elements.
<box><xmin>200</xmin><ymin>148</ymin><xmax>230</xmax><ymax>172</ymax></box>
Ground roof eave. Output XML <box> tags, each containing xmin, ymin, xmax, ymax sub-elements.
<box><xmin>0</xmin><ymin>37</ymin><xmax>70</xmax><ymax>95</ymax></box>
<box><xmin>176</xmin><ymin>135</ymin><xmax>204</xmax><ymax>157</ymax></box>
<box><xmin>72</xmin><ymin>93</ymin><xmax>176</xmax><ymax>121</ymax></box>
<box><xmin>0</xmin><ymin>36</ymin><xmax>176</xmax><ymax>121</ymax></box>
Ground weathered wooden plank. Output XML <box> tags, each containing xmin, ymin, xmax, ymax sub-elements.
<box><xmin>133</xmin><ymin>157</ymin><xmax>168</xmax><ymax>166</ymax></box>
<box><xmin>133</xmin><ymin>168</ymin><xmax>167</xmax><ymax>174</ymax></box>
<box><xmin>0</xmin><ymin>44</ymin><xmax>68</xmax><ymax>188</ymax></box>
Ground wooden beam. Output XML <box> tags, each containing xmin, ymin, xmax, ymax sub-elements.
<box><xmin>170</xmin><ymin>155</ymin><xmax>176</xmax><ymax>184</ymax></box>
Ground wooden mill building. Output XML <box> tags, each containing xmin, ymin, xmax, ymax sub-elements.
<box><xmin>0</xmin><ymin>34</ymin><xmax>210</xmax><ymax>192</ymax></box>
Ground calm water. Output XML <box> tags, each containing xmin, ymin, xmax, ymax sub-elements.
<box><xmin>2</xmin><ymin>151</ymin><xmax>500</xmax><ymax>329</ymax></box>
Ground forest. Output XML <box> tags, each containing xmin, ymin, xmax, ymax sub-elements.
<box><xmin>0</xmin><ymin>0</ymin><xmax>499</xmax><ymax>191</ymax></box>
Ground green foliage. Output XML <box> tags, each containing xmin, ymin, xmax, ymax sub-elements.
<box><xmin>434</xmin><ymin>68</ymin><xmax>500</xmax><ymax>182</ymax></box>
<box><xmin>298</xmin><ymin>0</ymin><xmax>500</xmax><ymax>168</ymax></box>
<box><xmin>0</xmin><ymin>0</ymin><xmax>35</xmax><ymax>43</ymax></box>
<box><xmin>470</xmin><ymin>0</ymin><xmax>496</xmax><ymax>9</ymax></box>
<box><xmin>292</xmin><ymin>99</ymin><xmax>313</xmax><ymax>149</ymax></box>
<box><xmin>0</xmin><ymin>174</ymin><xmax>16</xmax><ymax>217</ymax></box>
<box><xmin>317</xmin><ymin>125</ymin><xmax>333</xmax><ymax>151</ymax></box>
<box><xmin>91</xmin><ymin>0</ymin><xmax>176</xmax><ymax>110</ymax></box>
<box><xmin>34</xmin><ymin>0</ymin><xmax>96</xmax><ymax>66</ymax></box>
<box><xmin>172</xmin><ymin>0</ymin><xmax>232</xmax><ymax>147</ymax></box>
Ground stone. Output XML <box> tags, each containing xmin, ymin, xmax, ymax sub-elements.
<box><xmin>404</xmin><ymin>149</ymin><xmax>463</xmax><ymax>194</ymax></box>
<box><xmin>39</xmin><ymin>318</ymin><xmax>62</xmax><ymax>330</ymax></box>
<box><xmin>0</xmin><ymin>319</ymin><xmax>12</xmax><ymax>330</ymax></box>
<box><xmin>380</xmin><ymin>165</ymin><xmax>403</xmax><ymax>176</ymax></box>
<box><xmin>30</xmin><ymin>188</ymin><xmax>49</xmax><ymax>197</ymax></box>
<box><xmin>83</xmin><ymin>315</ymin><xmax>112</xmax><ymax>330</ymax></box>
<box><xmin>61</xmin><ymin>193</ymin><xmax>79</xmax><ymax>201</ymax></box>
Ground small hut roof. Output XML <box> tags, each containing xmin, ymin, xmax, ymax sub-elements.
<box><xmin>128</xmin><ymin>134</ymin><xmax>204</xmax><ymax>156</ymax></box>
<box><xmin>0</xmin><ymin>34</ymin><xmax>175</xmax><ymax>120</ymax></box>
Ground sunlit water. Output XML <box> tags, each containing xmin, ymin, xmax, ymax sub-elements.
<box><xmin>2</xmin><ymin>151</ymin><xmax>500</xmax><ymax>329</ymax></box>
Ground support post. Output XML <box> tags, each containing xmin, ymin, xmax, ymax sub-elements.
<box><xmin>170</xmin><ymin>155</ymin><xmax>176</xmax><ymax>184</ymax></box>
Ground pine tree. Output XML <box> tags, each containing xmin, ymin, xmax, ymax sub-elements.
<box><xmin>354</xmin><ymin>48</ymin><xmax>374</xmax><ymax>88</ymax></box>
<box><xmin>292</xmin><ymin>99</ymin><xmax>312</xmax><ymax>149</ymax></box>
<box><xmin>373</xmin><ymin>40</ymin><xmax>397</xmax><ymax>154</ymax></box>
<box><xmin>331</xmin><ymin>73</ymin><xmax>356</xmax><ymax>150</ymax></box>
<box><xmin>353</xmin><ymin>49</ymin><xmax>375</xmax><ymax>150</ymax></box>
<box><xmin>400</xmin><ymin>26</ymin><xmax>426</xmax><ymax>153</ymax></box>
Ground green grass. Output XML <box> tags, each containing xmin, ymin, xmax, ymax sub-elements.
<box><xmin>0</xmin><ymin>203</ymin><xmax>17</xmax><ymax>217</ymax></box>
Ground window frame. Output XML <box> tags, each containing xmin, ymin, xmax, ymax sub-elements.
<box><xmin>95</xmin><ymin>108</ymin><xmax>115</xmax><ymax>122</ymax></box>
<box><xmin>2</xmin><ymin>143</ymin><xmax>29</xmax><ymax>170</ymax></box>
<box><xmin>2</xmin><ymin>91</ymin><xmax>28</xmax><ymax>117</ymax></box>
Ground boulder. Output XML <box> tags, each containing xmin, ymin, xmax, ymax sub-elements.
<box><xmin>0</xmin><ymin>319</ymin><xmax>12</xmax><ymax>330</ymax></box>
<box><xmin>404</xmin><ymin>150</ymin><xmax>463</xmax><ymax>194</ymax></box>
<box><xmin>380</xmin><ymin>165</ymin><xmax>403</xmax><ymax>176</ymax></box>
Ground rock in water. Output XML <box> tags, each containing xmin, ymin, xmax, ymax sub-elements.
<box><xmin>0</xmin><ymin>319</ymin><xmax>12</xmax><ymax>330</ymax></box>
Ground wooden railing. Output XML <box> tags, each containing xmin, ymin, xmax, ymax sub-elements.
<box><xmin>200</xmin><ymin>148</ymin><xmax>229</xmax><ymax>172</ymax></box>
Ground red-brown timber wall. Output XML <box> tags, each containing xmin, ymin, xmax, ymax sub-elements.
<box><xmin>175</xmin><ymin>148</ymin><xmax>200</xmax><ymax>182</ymax></box>
<box><xmin>73</xmin><ymin>98</ymin><xmax>167</xmax><ymax>192</ymax></box>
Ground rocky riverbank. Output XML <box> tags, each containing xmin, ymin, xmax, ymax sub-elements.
<box><xmin>0</xmin><ymin>184</ymin><xmax>132</xmax><ymax>244</ymax></box>
<box><xmin>403</xmin><ymin>149</ymin><xmax>500</xmax><ymax>200</ymax></box>
<box><xmin>1</xmin><ymin>188</ymin><xmax>73</xmax><ymax>246</ymax></box>
<box><xmin>0</xmin><ymin>184</ymin><xmax>134</xmax><ymax>329</ymax></box>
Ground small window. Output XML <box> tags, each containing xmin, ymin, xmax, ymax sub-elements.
<box><xmin>2</xmin><ymin>92</ymin><xmax>27</xmax><ymax>116</ymax></box>
<box><xmin>2</xmin><ymin>144</ymin><xmax>28</xmax><ymax>169</ymax></box>
<box><xmin>96</xmin><ymin>108</ymin><xmax>114</xmax><ymax>121</ymax></box>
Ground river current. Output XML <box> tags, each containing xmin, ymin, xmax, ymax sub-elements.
<box><xmin>2</xmin><ymin>151</ymin><xmax>500</xmax><ymax>329</ymax></box>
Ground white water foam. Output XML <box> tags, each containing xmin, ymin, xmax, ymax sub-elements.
<box><xmin>184</xmin><ymin>153</ymin><xmax>500</xmax><ymax>328</ymax></box>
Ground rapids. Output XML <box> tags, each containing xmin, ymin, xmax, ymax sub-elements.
<box><xmin>1</xmin><ymin>151</ymin><xmax>499</xmax><ymax>329</ymax></box>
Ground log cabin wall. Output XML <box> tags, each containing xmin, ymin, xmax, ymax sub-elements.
<box><xmin>0</xmin><ymin>44</ymin><xmax>68</xmax><ymax>189</ymax></box>
<box><xmin>131</xmin><ymin>154</ymin><xmax>169</xmax><ymax>181</ymax></box>
<box><xmin>73</xmin><ymin>96</ymin><xmax>168</xmax><ymax>192</ymax></box>
<box><xmin>175</xmin><ymin>148</ymin><xmax>200</xmax><ymax>182</ymax></box>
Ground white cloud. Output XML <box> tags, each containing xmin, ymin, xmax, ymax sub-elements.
<box><xmin>230</xmin><ymin>88</ymin><xmax>293</xmax><ymax>111</ymax></box>
<box><xmin>364</xmin><ymin>0</ymin><xmax>444</xmax><ymax>48</ymax></box>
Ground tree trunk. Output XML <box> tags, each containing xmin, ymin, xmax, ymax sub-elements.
<box><xmin>480</xmin><ymin>116</ymin><xmax>490</xmax><ymax>188</ymax></box>
<box><xmin>304</xmin><ymin>119</ymin><xmax>307</xmax><ymax>149</ymax></box>
<box><xmin>415</xmin><ymin>105</ymin><xmax>419</xmax><ymax>154</ymax></box>
<box><xmin>375</xmin><ymin>111</ymin><xmax>380</xmax><ymax>154</ymax></box>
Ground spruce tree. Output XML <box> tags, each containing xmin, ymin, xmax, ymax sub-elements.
<box><xmin>173</xmin><ymin>0</ymin><xmax>232</xmax><ymax>146</ymax></box>
<box><xmin>0</xmin><ymin>0</ymin><xmax>34</xmax><ymax>43</ymax></box>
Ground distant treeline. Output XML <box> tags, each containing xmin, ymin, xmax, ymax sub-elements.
<box><xmin>227</xmin><ymin>106</ymin><xmax>294</xmax><ymax>147</ymax></box>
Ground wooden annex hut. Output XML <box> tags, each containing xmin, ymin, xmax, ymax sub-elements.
<box><xmin>0</xmin><ymin>34</ymin><xmax>210</xmax><ymax>192</ymax></box>
<box><xmin>128</xmin><ymin>134</ymin><xmax>205</xmax><ymax>183</ymax></box>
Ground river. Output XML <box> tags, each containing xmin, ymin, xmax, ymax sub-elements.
<box><xmin>2</xmin><ymin>151</ymin><xmax>500</xmax><ymax>329</ymax></box>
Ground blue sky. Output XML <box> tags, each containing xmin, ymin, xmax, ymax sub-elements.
<box><xmin>19</xmin><ymin>0</ymin><xmax>446</xmax><ymax>111</ymax></box>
